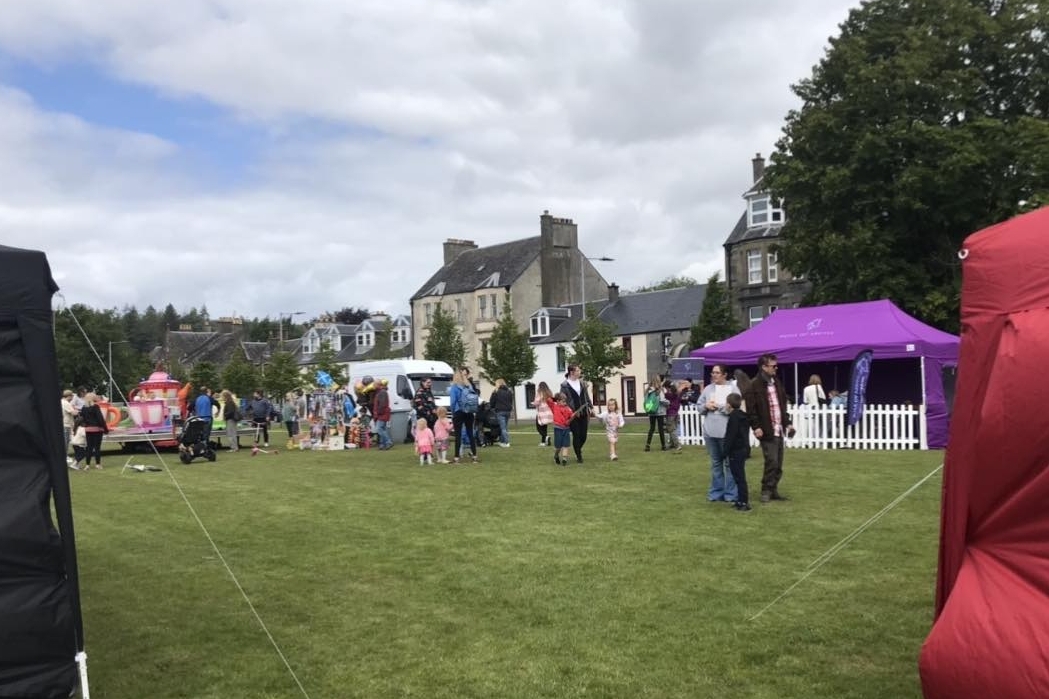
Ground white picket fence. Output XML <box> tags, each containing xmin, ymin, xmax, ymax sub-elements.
<box><xmin>677</xmin><ymin>404</ymin><xmax>927</xmax><ymax>450</ymax></box>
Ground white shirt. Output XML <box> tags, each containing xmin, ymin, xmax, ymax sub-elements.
<box><xmin>803</xmin><ymin>384</ymin><xmax>826</xmax><ymax>406</ymax></box>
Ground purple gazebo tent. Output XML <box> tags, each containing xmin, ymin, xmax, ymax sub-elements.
<box><xmin>691</xmin><ymin>299</ymin><xmax>959</xmax><ymax>448</ymax></box>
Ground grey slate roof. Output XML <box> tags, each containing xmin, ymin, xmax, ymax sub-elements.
<box><xmin>724</xmin><ymin>212</ymin><xmax>783</xmax><ymax>246</ymax></box>
<box><xmin>533</xmin><ymin>285</ymin><xmax>707</xmax><ymax>344</ymax></box>
<box><xmin>411</xmin><ymin>237</ymin><xmax>540</xmax><ymax>300</ymax></box>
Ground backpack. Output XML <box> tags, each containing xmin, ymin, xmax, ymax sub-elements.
<box><xmin>233</xmin><ymin>405</ymin><xmax>244</xmax><ymax>422</ymax></box>
<box><xmin>643</xmin><ymin>390</ymin><xmax>659</xmax><ymax>415</ymax></box>
<box><xmin>460</xmin><ymin>385</ymin><xmax>479</xmax><ymax>414</ymax></box>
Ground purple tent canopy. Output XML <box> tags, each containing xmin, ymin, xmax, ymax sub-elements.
<box><xmin>691</xmin><ymin>300</ymin><xmax>959</xmax><ymax>447</ymax></box>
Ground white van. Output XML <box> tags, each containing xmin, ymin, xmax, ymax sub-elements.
<box><xmin>349</xmin><ymin>359</ymin><xmax>455</xmax><ymax>443</ymax></box>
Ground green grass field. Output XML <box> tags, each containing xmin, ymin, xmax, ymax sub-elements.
<box><xmin>70</xmin><ymin>425</ymin><xmax>943</xmax><ymax>698</ymax></box>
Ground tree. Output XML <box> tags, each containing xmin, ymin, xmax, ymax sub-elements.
<box><xmin>221</xmin><ymin>351</ymin><xmax>260</xmax><ymax>397</ymax></box>
<box><xmin>332</xmin><ymin>307</ymin><xmax>371</xmax><ymax>325</ymax></box>
<box><xmin>629</xmin><ymin>275</ymin><xmax>698</xmax><ymax>293</ymax></box>
<box><xmin>423</xmin><ymin>304</ymin><xmax>466</xmax><ymax>369</ymax></box>
<box><xmin>311</xmin><ymin>340</ymin><xmax>347</xmax><ymax>388</ymax></box>
<box><xmin>765</xmin><ymin>0</ymin><xmax>1049</xmax><ymax>332</ymax></box>
<box><xmin>567</xmin><ymin>306</ymin><xmax>628</xmax><ymax>389</ymax></box>
<box><xmin>689</xmin><ymin>272</ymin><xmax>741</xmax><ymax>350</ymax></box>
<box><xmin>262</xmin><ymin>351</ymin><xmax>302</xmax><ymax>399</ymax></box>
<box><xmin>370</xmin><ymin>319</ymin><xmax>393</xmax><ymax>360</ymax></box>
<box><xmin>476</xmin><ymin>299</ymin><xmax>538</xmax><ymax>413</ymax></box>
<box><xmin>189</xmin><ymin>361</ymin><xmax>220</xmax><ymax>393</ymax></box>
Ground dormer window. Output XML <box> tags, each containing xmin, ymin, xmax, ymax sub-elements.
<box><xmin>356</xmin><ymin>331</ymin><xmax>374</xmax><ymax>347</ymax></box>
<box><xmin>530</xmin><ymin>309</ymin><xmax>550</xmax><ymax>338</ymax></box>
<box><xmin>748</xmin><ymin>195</ymin><xmax>784</xmax><ymax>228</ymax></box>
<box><xmin>392</xmin><ymin>328</ymin><xmax>409</xmax><ymax>344</ymax></box>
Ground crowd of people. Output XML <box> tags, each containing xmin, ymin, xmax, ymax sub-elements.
<box><xmin>60</xmin><ymin>354</ymin><xmax>804</xmax><ymax>511</ymax></box>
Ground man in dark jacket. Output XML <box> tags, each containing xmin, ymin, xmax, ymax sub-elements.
<box><xmin>490</xmin><ymin>379</ymin><xmax>514</xmax><ymax>447</ymax></box>
<box><xmin>373</xmin><ymin>381</ymin><xmax>393</xmax><ymax>450</ymax></box>
<box><xmin>742</xmin><ymin>354</ymin><xmax>794</xmax><ymax>503</ymax></box>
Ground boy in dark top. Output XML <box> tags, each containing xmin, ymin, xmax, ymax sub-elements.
<box><xmin>723</xmin><ymin>392</ymin><xmax>752</xmax><ymax>512</ymax></box>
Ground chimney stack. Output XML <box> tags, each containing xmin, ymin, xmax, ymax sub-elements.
<box><xmin>443</xmin><ymin>238</ymin><xmax>478</xmax><ymax>266</ymax></box>
<box><xmin>607</xmin><ymin>283</ymin><xmax>619</xmax><ymax>304</ymax></box>
<box><xmin>752</xmin><ymin>152</ymin><xmax>765</xmax><ymax>183</ymax></box>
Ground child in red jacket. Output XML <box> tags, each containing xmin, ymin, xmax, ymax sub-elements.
<box><xmin>548</xmin><ymin>392</ymin><xmax>576</xmax><ymax>466</ymax></box>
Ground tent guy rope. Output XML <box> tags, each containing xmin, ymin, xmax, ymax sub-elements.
<box><xmin>63</xmin><ymin>303</ymin><xmax>314</xmax><ymax>699</ymax></box>
<box><xmin>748</xmin><ymin>463</ymin><xmax>943</xmax><ymax>622</ymax></box>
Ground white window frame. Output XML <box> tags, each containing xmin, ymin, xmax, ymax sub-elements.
<box><xmin>455</xmin><ymin>299</ymin><xmax>465</xmax><ymax>324</ymax></box>
<box><xmin>748</xmin><ymin>196</ymin><xmax>770</xmax><ymax>227</ymax></box>
<box><xmin>748</xmin><ymin>306</ymin><xmax>764</xmax><ymax>327</ymax></box>
<box><xmin>530</xmin><ymin>315</ymin><xmax>549</xmax><ymax>338</ymax></box>
<box><xmin>356</xmin><ymin>332</ymin><xmax>374</xmax><ymax>347</ymax></box>
<box><xmin>747</xmin><ymin>250</ymin><xmax>763</xmax><ymax>284</ymax></box>
<box><xmin>478</xmin><ymin>295</ymin><xmax>487</xmax><ymax>320</ymax></box>
<box><xmin>556</xmin><ymin>346</ymin><xmax>567</xmax><ymax>373</ymax></box>
<box><xmin>424</xmin><ymin>303</ymin><xmax>433</xmax><ymax>326</ymax></box>
<box><xmin>767</xmin><ymin>252</ymin><xmax>778</xmax><ymax>283</ymax></box>
<box><xmin>770</xmin><ymin>198</ymin><xmax>784</xmax><ymax>224</ymax></box>
<box><xmin>491</xmin><ymin>293</ymin><xmax>500</xmax><ymax>318</ymax></box>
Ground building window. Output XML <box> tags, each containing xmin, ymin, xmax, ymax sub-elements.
<box><xmin>556</xmin><ymin>346</ymin><xmax>567</xmax><ymax>373</ymax></box>
<box><xmin>491</xmin><ymin>293</ymin><xmax>500</xmax><ymax>318</ymax></box>
<box><xmin>530</xmin><ymin>315</ymin><xmax>549</xmax><ymax>337</ymax></box>
<box><xmin>747</xmin><ymin>250</ymin><xmax>762</xmax><ymax>284</ymax></box>
<box><xmin>767</xmin><ymin>252</ymin><xmax>778</xmax><ymax>283</ymax></box>
<box><xmin>480</xmin><ymin>339</ymin><xmax>489</xmax><ymax>360</ymax></box>
<box><xmin>524</xmin><ymin>382</ymin><xmax>536</xmax><ymax>406</ymax></box>
<box><xmin>661</xmin><ymin>333</ymin><xmax>672</xmax><ymax>359</ymax></box>
<box><xmin>770</xmin><ymin>198</ymin><xmax>784</xmax><ymax>224</ymax></box>
<box><xmin>768</xmin><ymin>305</ymin><xmax>778</xmax><ymax>317</ymax></box>
<box><xmin>478</xmin><ymin>295</ymin><xmax>487</xmax><ymax>320</ymax></box>
<box><xmin>593</xmin><ymin>381</ymin><xmax>607</xmax><ymax>406</ymax></box>
<box><xmin>392</xmin><ymin>328</ymin><xmax>408</xmax><ymax>344</ymax></box>
<box><xmin>356</xmin><ymin>332</ymin><xmax>373</xmax><ymax>347</ymax></box>
<box><xmin>455</xmin><ymin>299</ymin><xmax>465</xmax><ymax>324</ymax></box>
<box><xmin>748</xmin><ymin>306</ymin><xmax>764</xmax><ymax>327</ymax></box>
<box><xmin>622</xmin><ymin>336</ymin><xmax>632</xmax><ymax>364</ymax></box>
<box><xmin>424</xmin><ymin>303</ymin><xmax>433</xmax><ymax>326</ymax></box>
<box><xmin>749</xmin><ymin>196</ymin><xmax>769</xmax><ymax>227</ymax></box>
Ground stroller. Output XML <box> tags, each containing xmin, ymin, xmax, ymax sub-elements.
<box><xmin>474</xmin><ymin>402</ymin><xmax>502</xmax><ymax>447</ymax></box>
<box><xmin>179</xmin><ymin>415</ymin><xmax>217</xmax><ymax>464</ymax></box>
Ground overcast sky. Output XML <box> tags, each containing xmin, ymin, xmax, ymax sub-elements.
<box><xmin>0</xmin><ymin>0</ymin><xmax>857</xmax><ymax>322</ymax></box>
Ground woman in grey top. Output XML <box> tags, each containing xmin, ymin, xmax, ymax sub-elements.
<box><xmin>698</xmin><ymin>364</ymin><xmax>741</xmax><ymax>502</ymax></box>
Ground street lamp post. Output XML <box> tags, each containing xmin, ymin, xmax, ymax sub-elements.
<box><xmin>580</xmin><ymin>254</ymin><xmax>615</xmax><ymax>316</ymax></box>
<box><xmin>107</xmin><ymin>340</ymin><xmax>130</xmax><ymax>401</ymax></box>
<box><xmin>278</xmin><ymin>311</ymin><xmax>306</xmax><ymax>345</ymax></box>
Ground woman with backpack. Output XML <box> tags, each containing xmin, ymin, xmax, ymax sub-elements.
<box><xmin>222</xmin><ymin>389</ymin><xmax>241</xmax><ymax>451</ymax></box>
<box><xmin>449</xmin><ymin>367</ymin><xmax>479</xmax><ymax>464</ymax></box>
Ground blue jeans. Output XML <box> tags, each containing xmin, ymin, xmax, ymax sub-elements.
<box><xmin>375</xmin><ymin>419</ymin><xmax>392</xmax><ymax>449</ymax></box>
<box><xmin>496</xmin><ymin>411</ymin><xmax>511</xmax><ymax>444</ymax></box>
<box><xmin>705</xmin><ymin>436</ymin><xmax>737</xmax><ymax>501</ymax></box>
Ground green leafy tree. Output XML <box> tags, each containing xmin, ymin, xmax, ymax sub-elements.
<box><xmin>311</xmin><ymin>340</ymin><xmax>347</xmax><ymax>388</ymax></box>
<box><xmin>221</xmin><ymin>351</ymin><xmax>260</xmax><ymax>397</ymax></box>
<box><xmin>54</xmin><ymin>304</ymin><xmax>126</xmax><ymax>393</ymax></box>
<box><xmin>332</xmin><ymin>307</ymin><xmax>371</xmax><ymax>325</ymax></box>
<box><xmin>263</xmin><ymin>351</ymin><xmax>304</xmax><ymax>399</ymax></box>
<box><xmin>190</xmin><ymin>361</ymin><xmax>221</xmax><ymax>393</ymax></box>
<box><xmin>766</xmin><ymin>0</ymin><xmax>1049</xmax><ymax>332</ymax></box>
<box><xmin>423</xmin><ymin>303</ymin><xmax>467</xmax><ymax>369</ymax></box>
<box><xmin>161</xmin><ymin>304</ymin><xmax>179</xmax><ymax>333</ymax></box>
<box><xmin>567</xmin><ymin>306</ymin><xmax>628</xmax><ymax>389</ymax></box>
<box><xmin>370</xmin><ymin>319</ymin><xmax>393</xmax><ymax>360</ymax></box>
<box><xmin>477</xmin><ymin>299</ymin><xmax>538</xmax><ymax>415</ymax></box>
<box><xmin>629</xmin><ymin>275</ymin><xmax>698</xmax><ymax>293</ymax></box>
<box><xmin>689</xmin><ymin>272</ymin><xmax>741</xmax><ymax>350</ymax></box>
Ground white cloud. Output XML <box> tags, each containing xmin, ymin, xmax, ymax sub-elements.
<box><xmin>0</xmin><ymin>0</ymin><xmax>857</xmax><ymax>320</ymax></box>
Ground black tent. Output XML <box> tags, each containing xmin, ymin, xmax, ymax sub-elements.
<box><xmin>0</xmin><ymin>245</ymin><xmax>84</xmax><ymax>697</ymax></box>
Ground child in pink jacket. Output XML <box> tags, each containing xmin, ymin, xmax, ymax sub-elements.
<box><xmin>415</xmin><ymin>417</ymin><xmax>435</xmax><ymax>465</ymax></box>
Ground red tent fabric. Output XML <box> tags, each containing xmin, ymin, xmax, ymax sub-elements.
<box><xmin>919</xmin><ymin>206</ymin><xmax>1049</xmax><ymax>698</ymax></box>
